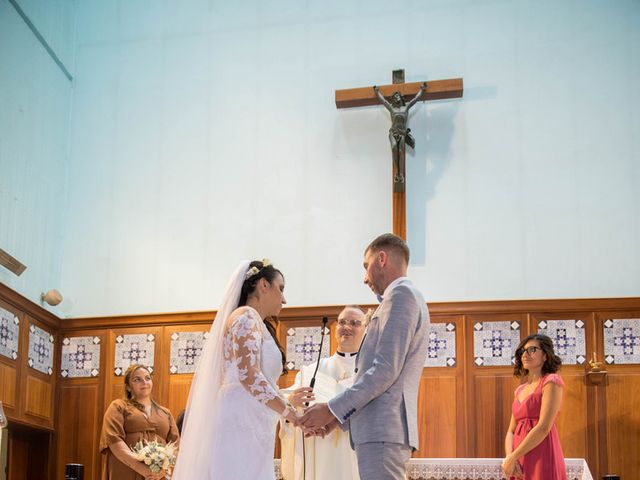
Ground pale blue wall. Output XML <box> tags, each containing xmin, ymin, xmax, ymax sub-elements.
<box><xmin>0</xmin><ymin>0</ymin><xmax>76</xmax><ymax>309</ymax></box>
<box><xmin>8</xmin><ymin>0</ymin><xmax>638</xmax><ymax>317</ymax></box>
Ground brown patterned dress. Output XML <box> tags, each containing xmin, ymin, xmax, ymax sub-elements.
<box><xmin>100</xmin><ymin>399</ymin><xmax>180</xmax><ymax>480</ymax></box>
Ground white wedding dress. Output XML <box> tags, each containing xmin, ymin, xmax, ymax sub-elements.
<box><xmin>173</xmin><ymin>262</ymin><xmax>287</xmax><ymax>480</ymax></box>
<box><xmin>206</xmin><ymin>307</ymin><xmax>283</xmax><ymax>478</ymax></box>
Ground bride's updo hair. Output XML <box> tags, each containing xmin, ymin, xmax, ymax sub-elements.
<box><xmin>238</xmin><ymin>260</ymin><xmax>282</xmax><ymax>307</ymax></box>
<box><xmin>238</xmin><ymin>260</ymin><xmax>288</xmax><ymax>374</ymax></box>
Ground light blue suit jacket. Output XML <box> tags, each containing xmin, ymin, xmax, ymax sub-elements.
<box><xmin>328</xmin><ymin>278</ymin><xmax>429</xmax><ymax>450</ymax></box>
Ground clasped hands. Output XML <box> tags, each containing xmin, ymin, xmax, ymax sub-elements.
<box><xmin>501</xmin><ymin>454</ymin><xmax>523</xmax><ymax>479</ymax></box>
<box><xmin>285</xmin><ymin>387</ymin><xmax>339</xmax><ymax>438</ymax></box>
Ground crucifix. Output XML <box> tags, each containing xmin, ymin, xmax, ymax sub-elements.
<box><xmin>335</xmin><ymin>70</ymin><xmax>463</xmax><ymax>239</ymax></box>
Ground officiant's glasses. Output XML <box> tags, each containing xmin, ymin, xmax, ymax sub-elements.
<box><xmin>517</xmin><ymin>346</ymin><xmax>541</xmax><ymax>357</ymax></box>
<box><xmin>337</xmin><ymin>319</ymin><xmax>363</xmax><ymax>327</ymax></box>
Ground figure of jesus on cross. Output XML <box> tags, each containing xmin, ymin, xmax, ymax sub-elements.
<box><xmin>335</xmin><ymin>70</ymin><xmax>463</xmax><ymax>239</ymax></box>
<box><xmin>373</xmin><ymin>83</ymin><xmax>427</xmax><ymax>190</ymax></box>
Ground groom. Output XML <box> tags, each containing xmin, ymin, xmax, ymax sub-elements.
<box><xmin>301</xmin><ymin>233</ymin><xmax>429</xmax><ymax>479</ymax></box>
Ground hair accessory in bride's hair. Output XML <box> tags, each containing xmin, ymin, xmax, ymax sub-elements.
<box><xmin>245</xmin><ymin>266</ymin><xmax>260</xmax><ymax>279</ymax></box>
<box><xmin>245</xmin><ymin>258</ymin><xmax>272</xmax><ymax>279</ymax></box>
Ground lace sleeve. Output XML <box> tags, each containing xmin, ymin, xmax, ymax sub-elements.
<box><xmin>226</xmin><ymin>310</ymin><xmax>288</xmax><ymax>415</ymax></box>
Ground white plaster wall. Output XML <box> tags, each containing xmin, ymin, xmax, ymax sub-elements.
<box><xmin>59</xmin><ymin>0</ymin><xmax>639</xmax><ymax>317</ymax></box>
<box><xmin>0</xmin><ymin>0</ymin><xmax>76</xmax><ymax>309</ymax></box>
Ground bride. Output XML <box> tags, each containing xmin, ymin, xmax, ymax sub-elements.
<box><xmin>172</xmin><ymin>259</ymin><xmax>300</xmax><ymax>479</ymax></box>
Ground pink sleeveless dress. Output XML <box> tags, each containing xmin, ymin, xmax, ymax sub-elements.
<box><xmin>511</xmin><ymin>373</ymin><xmax>566</xmax><ymax>480</ymax></box>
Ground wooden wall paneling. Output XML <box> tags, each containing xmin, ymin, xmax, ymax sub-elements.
<box><xmin>471</xmin><ymin>373</ymin><xmax>519</xmax><ymax>457</ymax></box>
<box><xmin>274</xmin><ymin>310</ymin><xmax>345</xmax><ymax>459</ymax></box>
<box><xmin>20</xmin><ymin>316</ymin><xmax>56</xmax><ymax>428</ymax></box>
<box><xmin>24</xmin><ymin>376</ymin><xmax>53</xmax><ymax>419</ymax></box>
<box><xmin>0</xmin><ymin>299</ymin><xmax>22</xmax><ymax>422</ymax></box>
<box><xmin>7</xmin><ymin>424</ymin><xmax>50</xmax><ymax>480</ymax></box>
<box><xmin>0</xmin><ymin>363</ymin><xmax>17</xmax><ymax>408</ymax></box>
<box><xmin>56</xmin><ymin>382</ymin><xmax>101</xmax><ymax>480</ymax></box>
<box><xmin>162</xmin><ymin>324</ymin><xmax>213</xmax><ymax>420</ymax></box>
<box><xmin>0</xmin><ymin>287</ymin><xmax>60</xmax><ymax>478</ymax></box>
<box><xmin>0</xmin><ymin>283</ymin><xmax>60</xmax><ymax>331</ymax></box>
<box><xmin>413</xmin><ymin>374</ymin><xmax>460</xmax><ymax>458</ymax></box>
<box><xmin>455</xmin><ymin>314</ymin><xmax>469</xmax><ymax>457</ymax></box>
<box><xmin>603</xmin><ymin>372</ymin><xmax>640</xmax><ymax>480</ymax></box>
<box><xmin>277</xmin><ymin>306</ymin><xmax>349</xmax><ymax>324</ymax></box>
<box><xmin>60</xmin><ymin>311</ymin><xmax>216</xmax><ymax>331</ymax></box>
<box><xmin>55</xmin><ymin>329</ymin><xmax>107</xmax><ymax>480</ymax></box>
<box><xmin>417</xmin><ymin>374</ymin><xmax>458</xmax><ymax>457</ymax></box>
<box><xmin>49</xmin><ymin>297</ymin><xmax>640</xmax><ymax>480</ymax></box>
<box><xmin>276</xmin><ymin>313</ymin><xmax>339</xmax><ymax>390</ymax></box>
<box><xmin>7</xmin><ymin>425</ymin><xmax>29</xmax><ymax>480</ymax></box>
<box><xmin>465</xmin><ymin>313</ymin><xmax>527</xmax><ymax>457</ymax></box>
<box><xmin>153</xmin><ymin>326</ymin><xmax>168</xmax><ymax>406</ymax></box>
<box><xmin>554</xmin><ymin>373</ymin><xmax>588</xmax><ymax>458</ymax></box>
<box><xmin>103</xmin><ymin>326</ymin><xmax>163</xmax><ymax>411</ymax></box>
<box><xmin>593</xmin><ymin>310</ymin><xmax>640</xmax><ymax>480</ymax></box>
<box><xmin>100</xmin><ymin>326</ymin><xmax>164</xmax><ymax>478</ymax></box>
<box><xmin>15</xmin><ymin>311</ymin><xmax>30</xmax><ymax>424</ymax></box>
<box><xmin>530</xmin><ymin>311</ymin><xmax>592</xmax><ymax>461</ymax></box>
<box><xmin>415</xmin><ymin>314</ymin><xmax>466</xmax><ymax>458</ymax></box>
<box><xmin>584</xmin><ymin>312</ymin><xmax>605</xmax><ymax>480</ymax></box>
<box><xmin>428</xmin><ymin>298</ymin><xmax>640</xmax><ymax>316</ymax></box>
<box><xmin>166</xmin><ymin>376</ymin><xmax>193</xmax><ymax>424</ymax></box>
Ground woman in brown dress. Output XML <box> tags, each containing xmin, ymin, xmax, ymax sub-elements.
<box><xmin>100</xmin><ymin>364</ymin><xmax>180</xmax><ymax>480</ymax></box>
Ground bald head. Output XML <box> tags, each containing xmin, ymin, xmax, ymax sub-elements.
<box><xmin>335</xmin><ymin>305</ymin><xmax>366</xmax><ymax>353</ymax></box>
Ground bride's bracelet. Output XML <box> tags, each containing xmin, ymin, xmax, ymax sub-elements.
<box><xmin>281</xmin><ymin>403</ymin><xmax>297</xmax><ymax>422</ymax></box>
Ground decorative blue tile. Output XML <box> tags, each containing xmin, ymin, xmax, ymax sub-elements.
<box><xmin>604</xmin><ymin>318</ymin><xmax>640</xmax><ymax>364</ymax></box>
<box><xmin>61</xmin><ymin>336</ymin><xmax>101</xmax><ymax>378</ymax></box>
<box><xmin>285</xmin><ymin>326</ymin><xmax>330</xmax><ymax>370</ymax></box>
<box><xmin>425</xmin><ymin>322</ymin><xmax>456</xmax><ymax>367</ymax></box>
<box><xmin>0</xmin><ymin>307</ymin><xmax>19</xmax><ymax>360</ymax></box>
<box><xmin>114</xmin><ymin>334</ymin><xmax>155</xmax><ymax>375</ymax></box>
<box><xmin>169</xmin><ymin>331</ymin><xmax>209</xmax><ymax>374</ymax></box>
<box><xmin>473</xmin><ymin>321</ymin><xmax>521</xmax><ymax>366</ymax></box>
<box><xmin>537</xmin><ymin>319</ymin><xmax>586</xmax><ymax>365</ymax></box>
<box><xmin>28</xmin><ymin>324</ymin><xmax>54</xmax><ymax>375</ymax></box>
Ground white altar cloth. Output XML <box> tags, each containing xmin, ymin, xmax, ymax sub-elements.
<box><xmin>274</xmin><ymin>458</ymin><xmax>593</xmax><ymax>480</ymax></box>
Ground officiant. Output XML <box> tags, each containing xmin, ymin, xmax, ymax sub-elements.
<box><xmin>280</xmin><ymin>306</ymin><xmax>368</xmax><ymax>480</ymax></box>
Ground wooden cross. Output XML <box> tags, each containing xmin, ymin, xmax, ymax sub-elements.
<box><xmin>335</xmin><ymin>70</ymin><xmax>463</xmax><ymax>239</ymax></box>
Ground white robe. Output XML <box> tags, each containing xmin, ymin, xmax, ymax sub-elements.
<box><xmin>279</xmin><ymin>353</ymin><xmax>360</xmax><ymax>480</ymax></box>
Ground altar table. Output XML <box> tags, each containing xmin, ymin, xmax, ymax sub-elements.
<box><xmin>274</xmin><ymin>457</ymin><xmax>593</xmax><ymax>480</ymax></box>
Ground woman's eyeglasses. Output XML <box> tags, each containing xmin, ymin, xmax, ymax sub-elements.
<box><xmin>517</xmin><ymin>346</ymin><xmax>541</xmax><ymax>357</ymax></box>
<box><xmin>337</xmin><ymin>319</ymin><xmax>363</xmax><ymax>327</ymax></box>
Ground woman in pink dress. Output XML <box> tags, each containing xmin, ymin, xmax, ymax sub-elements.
<box><xmin>502</xmin><ymin>334</ymin><xmax>566</xmax><ymax>479</ymax></box>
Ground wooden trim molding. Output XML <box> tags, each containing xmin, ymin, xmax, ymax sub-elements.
<box><xmin>60</xmin><ymin>310</ymin><xmax>217</xmax><ymax>331</ymax></box>
<box><xmin>59</xmin><ymin>297</ymin><xmax>640</xmax><ymax>331</ymax></box>
<box><xmin>0</xmin><ymin>282</ymin><xmax>60</xmax><ymax>330</ymax></box>
<box><xmin>428</xmin><ymin>297</ymin><xmax>640</xmax><ymax>315</ymax></box>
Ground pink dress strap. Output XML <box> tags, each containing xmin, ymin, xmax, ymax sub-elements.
<box><xmin>542</xmin><ymin>373</ymin><xmax>565</xmax><ymax>388</ymax></box>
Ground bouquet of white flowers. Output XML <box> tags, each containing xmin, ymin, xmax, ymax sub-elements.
<box><xmin>132</xmin><ymin>439</ymin><xmax>177</xmax><ymax>475</ymax></box>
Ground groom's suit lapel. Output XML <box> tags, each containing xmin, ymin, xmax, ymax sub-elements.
<box><xmin>355</xmin><ymin>310</ymin><xmax>380</xmax><ymax>377</ymax></box>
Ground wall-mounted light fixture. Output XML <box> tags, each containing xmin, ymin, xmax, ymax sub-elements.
<box><xmin>41</xmin><ymin>289</ymin><xmax>63</xmax><ymax>306</ymax></box>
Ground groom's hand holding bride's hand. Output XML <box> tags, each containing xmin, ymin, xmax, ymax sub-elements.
<box><xmin>300</xmin><ymin>403</ymin><xmax>335</xmax><ymax>432</ymax></box>
<box><xmin>302</xmin><ymin>417</ymin><xmax>338</xmax><ymax>438</ymax></box>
